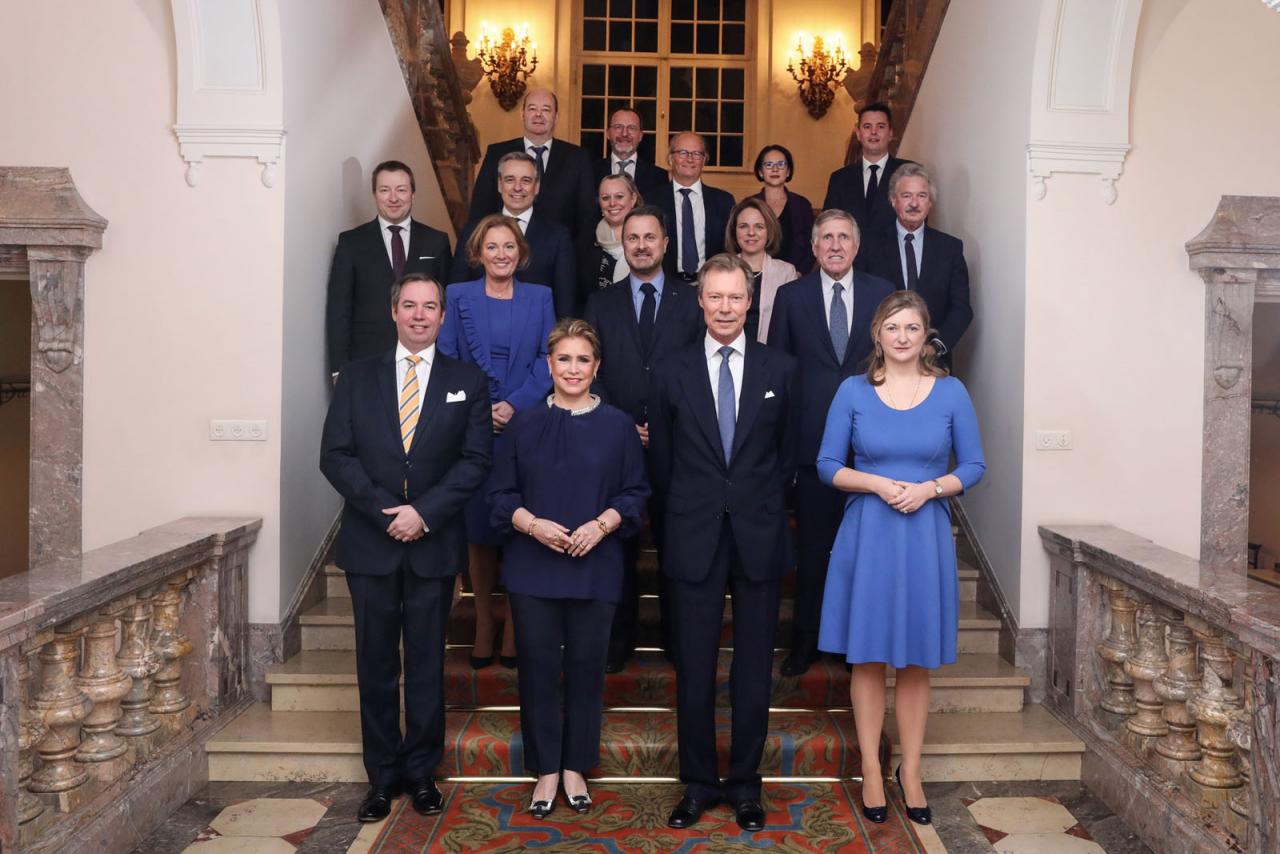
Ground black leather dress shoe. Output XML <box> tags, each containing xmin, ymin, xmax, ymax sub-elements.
<box><xmin>733</xmin><ymin>799</ymin><xmax>766</xmax><ymax>831</ymax></box>
<box><xmin>406</xmin><ymin>778</ymin><xmax>443</xmax><ymax>816</ymax></box>
<box><xmin>667</xmin><ymin>795</ymin><xmax>719</xmax><ymax>828</ymax></box>
<box><xmin>780</xmin><ymin>648</ymin><xmax>816</xmax><ymax>677</ymax></box>
<box><xmin>896</xmin><ymin>766</ymin><xmax>931</xmax><ymax>825</ymax></box>
<box><xmin>357</xmin><ymin>784</ymin><xmax>399</xmax><ymax>822</ymax></box>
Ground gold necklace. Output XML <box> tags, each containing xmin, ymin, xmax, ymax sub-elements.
<box><xmin>885</xmin><ymin>374</ymin><xmax>923</xmax><ymax>410</ymax></box>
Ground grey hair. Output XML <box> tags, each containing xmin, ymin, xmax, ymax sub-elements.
<box><xmin>811</xmin><ymin>208</ymin><xmax>861</xmax><ymax>244</ymax></box>
<box><xmin>696</xmin><ymin>253</ymin><xmax>756</xmax><ymax>300</ymax></box>
<box><xmin>887</xmin><ymin>161</ymin><xmax>938</xmax><ymax>202</ymax></box>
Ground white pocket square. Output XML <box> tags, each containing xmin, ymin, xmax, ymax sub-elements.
<box><xmin>446</xmin><ymin>390</ymin><xmax>467</xmax><ymax>403</ymax></box>
<box><xmin>764</xmin><ymin>390</ymin><xmax>776</xmax><ymax>399</ymax></box>
<box><xmin>418</xmin><ymin>255</ymin><xmax>435</xmax><ymax>260</ymax></box>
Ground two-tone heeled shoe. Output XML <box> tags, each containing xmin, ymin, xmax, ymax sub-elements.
<box><xmin>529</xmin><ymin>796</ymin><xmax>555</xmax><ymax>820</ymax></box>
<box><xmin>896</xmin><ymin>766</ymin><xmax>932</xmax><ymax>825</ymax></box>
<box><xmin>566</xmin><ymin>791</ymin><xmax>592</xmax><ymax>814</ymax></box>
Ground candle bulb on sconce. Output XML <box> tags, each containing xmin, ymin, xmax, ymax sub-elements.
<box><xmin>474</xmin><ymin>21</ymin><xmax>539</xmax><ymax>111</ymax></box>
<box><xmin>787</xmin><ymin>32</ymin><xmax>851</xmax><ymax>120</ymax></box>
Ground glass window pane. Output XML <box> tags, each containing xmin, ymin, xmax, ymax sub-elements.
<box><xmin>723</xmin><ymin>0</ymin><xmax>745</xmax><ymax>21</ymax></box>
<box><xmin>607</xmin><ymin>98</ymin><xmax>632</xmax><ymax>121</ymax></box>
<box><xmin>582</xmin><ymin>64</ymin><xmax>606</xmax><ymax>96</ymax></box>
<box><xmin>722</xmin><ymin>23</ymin><xmax>745</xmax><ymax>55</ymax></box>
<box><xmin>697</xmin><ymin>0</ymin><xmax>719</xmax><ymax>20</ymax></box>
<box><xmin>636</xmin><ymin>0</ymin><xmax>659</xmax><ymax>18</ymax></box>
<box><xmin>609</xmin><ymin>21</ymin><xmax>633</xmax><ymax>52</ymax></box>
<box><xmin>695</xmin><ymin>102</ymin><xmax>718</xmax><ymax>133</ymax></box>
<box><xmin>635</xmin><ymin>21</ymin><xmax>659</xmax><ymax>53</ymax></box>
<box><xmin>580</xmin><ymin>131</ymin><xmax>607</xmax><ymax>159</ymax></box>
<box><xmin>608</xmin><ymin>65</ymin><xmax>632</xmax><ymax>96</ymax></box>
<box><xmin>705</xmin><ymin>136</ymin><xmax>719</xmax><ymax>168</ymax></box>
<box><xmin>696</xmin><ymin>23</ymin><xmax>718</xmax><ymax>54</ymax></box>
<box><xmin>634</xmin><ymin>66</ymin><xmax>658</xmax><ymax>93</ymax></box>
<box><xmin>720</xmin><ymin>135</ymin><xmax>743</xmax><ymax>168</ymax></box>
<box><xmin>669</xmin><ymin>101</ymin><xmax>693</xmax><ymax>132</ymax></box>
<box><xmin>638</xmin><ymin>133</ymin><xmax>658</xmax><ymax>165</ymax></box>
<box><xmin>635</xmin><ymin>99</ymin><xmax>659</xmax><ymax>127</ymax></box>
<box><xmin>695</xmin><ymin>67</ymin><xmax>718</xmax><ymax>98</ymax></box>
<box><xmin>721</xmin><ymin>68</ymin><xmax>744</xmax><ymax>99</ymax></box>
<box><xmin>720</xmin><ymin>102</ymin><xmax>744</xmax><ymax>133</ymax></box>
<box><xmin>671</xmin><ymin>22</ymin><xmax>694</xmax><ymax>53</ymax></box>
<box><xmin>609</xmin><ymin>0</ymin><xmax>632</xmax><ymax>16</ymax></box>
<box><xmin>583</xmin><ymin>20</ymin><xmax>607</xmax><ymax>52</ymax></box>
<box><xmin>584</xmin><ymin>0</ymin><xmax>607</xmax><ymax>16</ymax></box>
<box><xmin>581</xmin><ymin>97</ymin><xmax>607</xmax><ymax>130</ymax></box>
<box><xmin>669</xmin><ymin>66</ymin><xmax>693</xmax><ymax>99</ymax></box>
<box><xmin>671</xmin><ymin>0</ymin><xmax>694</xmax><ymax>20</ymax></box>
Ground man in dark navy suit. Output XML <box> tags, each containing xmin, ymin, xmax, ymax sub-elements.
<box><xmin>650</xmin><ymin>254</ymin><xmax>799</xmax><ymax>833</ymax></box>
<box><xmin>584</xmin><ymin>205</ymin><xmax>703</xmax><ymax>672</ymax></box>
<box><xmin>766</xmin><ymin>210</ymin><xmax>895</xmax><ymax>677</ymax></box>
<box><xmin>326</xmin><ymin>160</ymin><xmax>453</xmax><ymax>375</ymax></box>
<box><xmin>858</xmin><ymin>163</ymin><xmax>972</xmax><ymax>363</ymax></box>
<box><xmin>468</xmin><ymin>88</ymin><xmax>596</xmax><ymax>246</ymax></box>
<box><xmin>652</xmin><ymin>132</ymin><xmax>735</xmax><ymax>283</ymax></box>
<box><xmin>821</xmin><ymin>103</ymin><xmax>913</xmax><ymax>264</ymax></box>
<box><xmin>591</xmin><ymin>106</ymin><xmax>669</xmax><ymax>192</ymax></box>
<box><xmin>320</xmin><ymin>274</ymin><xmax>492</xmax><ymax>822</ymax></box>
<box><xmin>451</xmin><ymin>152</ymin><xmax>577</xmax><ymax>317</ymax></box>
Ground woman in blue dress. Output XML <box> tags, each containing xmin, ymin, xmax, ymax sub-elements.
<box><xmin>489</xmin><ymin>318</ymin><xmax>649</xmax><ymax>818</ymax></box>
<box><xmin>438</xmin><ymin>214</ymin><xmax>555</xmax><ymax>668</ymax></box>
<box><xmin>816</xmin><ymin>290</ymin><xmax>985</xmax><ymax>826</ymax></box>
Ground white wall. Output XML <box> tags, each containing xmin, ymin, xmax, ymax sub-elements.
<box><xmin>276</xmin><ymin>0</ymin><xmax>454</xmax><ymax>617</ymax></box>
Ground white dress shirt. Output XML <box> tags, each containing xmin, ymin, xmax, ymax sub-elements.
<box><xmin>862</xmin><ymin>154</ymin><xmax>890</xmax><ymax>194</ymax></box>
<box><xmin>671</xmin><ymin>179</ymin><xmax>707</xmax><ymax>270</ymax></box>
<box><xmin>610</xmin><ymin>152</ymin><xmax>637</xmax><ymax>179</ymax></box>
<box><xmin>524</xmin><ymin>136</ymin><xmax>552</xmax><ymax>170</ymax></box>
<box><xmin>501</xmin><ymin>206</ymin><xmax>532</xmax><ymax>235</ymax></box>
<box><xmin>395</xmin><ymin>341</ymin><xmax>435</xmax><ymax>396</ymax></box>
<box><xmin>378</xmin><ymin>215</ymin><xmax>412</xmax><ymax>266</ymax></box>
<box><xmin>896</xmin><ymin>220</ymin><xmax>925</xmax><ymax>286</ymax></box>
<box><xmin>819</xmin><ymin>269</ymin><xmax>854</xmax><ymax>336</ymax></box>
<box><xmin>704</xmin><ymin>331</ymin><xmax>745</xmax><ymax>418</ymax></box>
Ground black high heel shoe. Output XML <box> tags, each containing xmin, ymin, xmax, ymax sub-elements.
<box><xmin>896</xmin><ymin>766</ymin><xmax>931</xmax><ymax>825</ymax></box>
<box><xmin>860</xmin><ymin>773</ymin><xmax>887</xmax><ymax>824</ymax></box>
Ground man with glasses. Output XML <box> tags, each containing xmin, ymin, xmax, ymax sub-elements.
<box><xmin>591</xmin><ymin>107</ymin><xmax>668</xmax><ymax>192</ymax></box>
<box><xmin>654</xmin><ymin>132</ymin><xmax>736</xmax><ymax>283</ymax></box>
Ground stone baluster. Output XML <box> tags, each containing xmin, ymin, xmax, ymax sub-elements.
<box><xmin>150</xmin><ymin>570</ymin><xmax>195</xmax><ymax>716</ymax></box>
<box><xmin>1154</xmin><ymin>616</ymin><xmax>1202</xmax><ymax>763</ymax></box>
<box><xmin>1096</xmin><ymin>578</ymin><xmax>1138</xmax><ymax>716</ymax></box>
<box><xmin>116</xmin><ymin>588</ymin><xmax>162</xmax><ymax>739</ymax></box>
<box><xmin>1125</xmin><ymin>603</ymin><xmax>1170</xmax><ymax>737</ymax></box>
<box><xmin>29</xmin><ymin>627</ymin><xmax>93</xmax><ymax>798</ymax></box>
<box><xmin>1225</xmin><ymin>651</ymin><xmax>1253</xmax><ymax>821</ymax></box>
<box><xmin>74</xmin><ymin>602</ymin><xmax>133</xmax><ymax>779</ymax></box>
<box><xmin>1187</xmin><ymin>627</ymin><xmax>1243</xmax><ymax>790</ymax></box>
<box><xmin>17</xmin><ymin>650</ymin><xmax>48</xmax><ymax>825</ymax></box>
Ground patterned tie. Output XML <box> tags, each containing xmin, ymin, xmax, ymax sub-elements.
<box><xmin>904</xmin><ymin>233</ymin><xmax>919</xmax><ymax>290</ymax></box>
<box><xmin>679</xmin><ymin>187</ymin><xmax>698</xmax><ymax>276</ymax></box>
<box><xmin>717</xmin><ymin>345</ymin><xmax>736</xmax><ymax>465</ymax></box>
<box><xmin>531</xmin><ymin>145</ymin><xmax>547</xmax><ymax>180</ymax></box>
<box><xmin>829</xmin><ymin>282</ymin><xmax>849</xmax><ymax>362</ymax></box>
<box><xmin>865</xmin><ymin>164</ymin><xmax>880</xmax><ymax>204</ymax></box>
<box><xmin>617</xmin><ymin>159</ymin><xmax>633</xmax><ymax>176</ymax></box>
<box><xmin>400</xmin><ymin>354</ymin><xmax>423</xmax><ymax>453</ymax></box>
<box><xmin>389</xmin><ymin>225</ymin><xmax>406</xmax><ymax>279</ymax></box>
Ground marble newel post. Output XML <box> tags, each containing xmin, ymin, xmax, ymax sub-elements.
<box><xmin>1185</xmin><ymin>196</ymin><xmax>1280</xmax><ymax>571</ymax></box>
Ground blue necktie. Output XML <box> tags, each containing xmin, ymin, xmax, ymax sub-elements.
<box><xmin>531</xmin><ymin>145</ymin><xmax>547</xmax><ymax>180</ymax></box>
<box><xmin>679</xmin><ymin>188</ymin><xmax>698</xmax><ymax>276</ymax></box>
<box><xmin>717</xmin><ymin>345</ymin><xmax>736</xmax><ymax>464</ymax></box>
<box><xmin>829</xmin><ymin>281</ymin><xmax>849</xmax><ymax>362</ymax></box>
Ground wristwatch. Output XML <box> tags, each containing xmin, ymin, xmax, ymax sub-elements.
<box><xmin>932</xmin><ymin>479</ymin><xmax>943</xmax><ymax>496</ymax></box>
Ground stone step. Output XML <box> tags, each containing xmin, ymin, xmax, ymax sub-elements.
<box><xmin>301</xmin><ymin>593</ymin><xmax>999</xmax><ymax>654</ymax></box>
<box><xmin>266</xmin><ymin>649</ymin><xmax>1029</xmax><ymax>714</ymax></box>
<box><xmin>206</xmin><ymin>702</ymin><xmax>1080</xmax><ymax>783</ymax></box>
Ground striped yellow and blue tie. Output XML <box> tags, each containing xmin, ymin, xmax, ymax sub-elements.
<box><xmin>400</xmin><ymin>354</ymin><xmax>423</xmax><ymax>453</ymax></box>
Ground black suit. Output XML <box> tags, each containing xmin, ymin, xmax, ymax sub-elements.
<box><xmin>584</xmin><ymin>276</ymin><xmax>704</xmax><ymax>660</ymax></box>
<box><xmin>857</xmin><ymin>224</ymin><xmax>973</xmax><ymax>358</ymax></box>
<box><xmin>326</xmin><ymin>219</ymin><xmax>453</xmax><ymax>373</ymax></box>
<box><xmin>319</xmin><ymin>349</ymin><xmax>492</xmax><ymax>786</ymax></box>
<box><xmin>766</xmin><ymin>270</ymin><xmax>895</xmax><ymax>661</ymax></box>
<box><xmin>449</xmin><ymin>213</ymin><xmax>578</xmax><ymax>317</ymax></box>
<box><xmin>649</xmin><ymin>338</ymin><xmax>799</xmax><ymax>803</ymax></box>
<box><xmin>469</xmin><ymin>137</ymin><xmax>596</xmax><ymax>244</ymax></box>
<box><xmin>652</xmin><ymin>181</ymin><xmax>736</xmax><ymax>279</ymax></box>
<box><xmin>821</xmin><ymin>156</ymin><xmax>913</xmax><ymax>262</ymax></box>
<box><xmin>592</xmin><ymin>156</ymin><xmax>669</xmax><ymax>193</ymax></box>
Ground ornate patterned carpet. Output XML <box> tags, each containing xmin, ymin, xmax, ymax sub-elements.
<box><xmin>355</xmin><ymin>781</ymin><xmax>927</xmax><ymax>853</ymax></box>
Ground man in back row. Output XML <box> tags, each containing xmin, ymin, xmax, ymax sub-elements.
<box><xmin>592</xmin><ymin>106</ymin><xmax>668</xmax><ymax>192</ymax></box>
<box><xmin>822</xmin><ymin>102</ymin><xmax>913</xmax><ymax>265</ymax></box>
<box><xmin>654</xmin><ymin>132</ymin><xmax>735</xmax><ymax>284</ymax></box>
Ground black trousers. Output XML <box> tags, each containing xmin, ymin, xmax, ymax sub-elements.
<box><xmin>668</xmin><ymin>520</ymin><xmax>781</xmax><ymax>802</ymax></box>
<box><xmin>608</xmin><ymin>535</ymin><xmax>642</xmax><ymax>659</ymax></box>
<box><xmin>345</xmin><ymin>561</ymin><xmax>453</xmax><ymax>786</ymax></box>
<box><xmin>790</xmin><ymin>466</ymin><xmax>845</xmax><ymax>656</ymax></box>
<box><xmin>509</xmin><ymin>593</ymin><xmax>617</xmax><ymax>774</ymax></box>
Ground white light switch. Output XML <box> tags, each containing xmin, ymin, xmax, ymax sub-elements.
<box><xmin>209</xmin><ymin>420</ymin><xmax>268</xmax><ymax>442</ymax></box>
<box><xmin>1035</xmin><ymin>430</ymin><xmax>1073</xmax><ymax>451</ymax></box>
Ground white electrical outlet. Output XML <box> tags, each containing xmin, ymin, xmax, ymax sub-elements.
<box><xmin>209</xmin><ymin>420</ymin><xmax>268</xmax><ymax>442</ymax></box>
<box><xmin>1035</xmin><ymin>430</ymin><xmax>1073</xmax><ymax>451</ymax></box>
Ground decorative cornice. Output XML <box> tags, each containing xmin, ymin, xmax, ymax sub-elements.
<box><xmin>1026</xmin><ymin>140</ymin><xmax>1131</xmax><ymax>204</ymax></box>
<box><xmin>173</xmin><ymin>124</ymin><xmax>286</xmax><ymax>188</ymax></box>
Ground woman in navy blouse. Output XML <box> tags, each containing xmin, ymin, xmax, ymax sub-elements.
<box><xmin>489</xmin><ymin>318</ymin><xmax>650</xmax><ymax>819</ymax></box>
<box><xmin>438</xmin><ymin>214</ymin><xmax>555</xmax><ymax>668</ymax></box>
<box><xmin>751</xmin><ymin>144</ymin><xmax>815</xmax><ymax>275</ymax></box>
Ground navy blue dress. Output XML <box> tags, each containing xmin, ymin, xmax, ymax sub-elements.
<box><xmin>489</xmin><ymin>399</ymin><xmax>650</xmax><ymax>603</ymax></box>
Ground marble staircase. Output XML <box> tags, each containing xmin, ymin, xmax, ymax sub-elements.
<box><xmin>208</xmin><ymin>541</ymin><xmax>1083</xmax><ymax>785</ymax></box>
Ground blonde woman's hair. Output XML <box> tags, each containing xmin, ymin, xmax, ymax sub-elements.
<box><xmin>865</xmin><ymin>290</ymin><xmax>947</xmax><ymax>385</ymax></box>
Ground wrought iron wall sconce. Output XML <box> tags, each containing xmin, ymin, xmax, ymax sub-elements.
<box><xmin>787</xmin><ymin>33</ymin><xmax>851</xmax><ymax>120</ymax></box>
<box><xmin>474</xmin><ymin>22</ymin><xmax>538</xmax><ymax>111</ymax></box>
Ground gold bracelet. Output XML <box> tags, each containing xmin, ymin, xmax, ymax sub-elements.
<box><xmin>596</xmin><ymin>517</ymin><xmax>609</xmax><ymax>535</ymax></box>
<box><xmin>528</xmin><ymin>519</ymin><xmax>540</xmax><ymax>537</ymax></box>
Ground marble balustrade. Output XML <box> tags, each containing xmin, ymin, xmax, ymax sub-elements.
<box><xmin>0</xmin><ymin>517</ymin><xmax>259</xmax><ymax>853</ymax></box>
<box><xmin>1041</xmin><ymin>525</ymin><xmax>1280</xmax><ymax>854</ymax></box>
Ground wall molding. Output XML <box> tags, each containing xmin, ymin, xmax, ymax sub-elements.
<box><xmin>1027</xmin><ymin>139</ymin><xmax>1130</xmax><ymax>204</ymax></box>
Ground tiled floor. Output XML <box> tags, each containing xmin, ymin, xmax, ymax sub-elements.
<box><xmin>131</xmin><ymin>779</ymin><xmax>1151</xmax><ymax>853</ymax></box>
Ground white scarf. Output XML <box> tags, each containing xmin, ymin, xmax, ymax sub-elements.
<box><xmin>596</xmin><ymin>218</ymin><xmax>630</xmax><ymax>285</ymax></box>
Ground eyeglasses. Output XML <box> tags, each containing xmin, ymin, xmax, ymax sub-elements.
<box><xmin>762</xmin><ymin>160</ymin><xmax>788</xmax><ymax>169</ymax></box>
<box><xmin>610</xmin><ymin>123</ymin><xmax>641</xmax><ymax>133</ymax></box>
<box><xmin>670</xmin><ymin>149</ymin><xmax>707</xmax><ymax>160</ymax></box>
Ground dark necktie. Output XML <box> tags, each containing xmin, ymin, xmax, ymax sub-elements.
<box><xmin>865</xmin><ymin>163</ymin><xmax>880</xmax><ymax>204</ymax></box>
<box><xmin>717</xmin><ymin>345</ymin><xmax>736</xmax><ymax>464</ymax></box>
<box><xmin>389</xmin><ymin>225</ymin><xmax>406</xmax><ymax>279</ymax></box>
<box><xmin>829</xmin><ymin>281</ymin><xmax>849</xmax><ymax>362</ymax></box>
<box><xmin>617</xmin><ymin>159</ymin><xmax>633</xmax><ymax>176</ymax></box>
<box><xmin>531</xmin><ymin>145</ymin><xmax>547</xmax><ymax>180</ymax></box>
<box><xmin>679</xmin><ymin>187</ymin><xmax>698</xmax><ymax>276</ymax></box>
<box><xmin>638</xmin><ymin>282</ymin><xmax>657</xmax><ymax>353</ymax></box>
<box><xmin>904</xmin><ymin>232</ymin><xmax>919</xmax><ymax>290</ymax></box>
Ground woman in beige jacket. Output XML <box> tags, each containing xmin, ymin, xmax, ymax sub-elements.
<box><xmin>724</xmin><ymin>197</ymin><xmax>799</xmax><ymax>343</ymax></box>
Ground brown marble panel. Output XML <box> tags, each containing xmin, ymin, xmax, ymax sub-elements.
<box><xmin>0</xmin><ymin>649</ymin><xmax>20</xmax><ymax>851</ymax></box>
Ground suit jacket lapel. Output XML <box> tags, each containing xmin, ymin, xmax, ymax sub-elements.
<box><xmin>367</xmin><ymin>220</ymin><xmax>393</xmax><ymax>278</ymax></box>
<box><xmin>847</xmin><ymin>273</ymin><xmax>878</xmax><ymax>368</ymax></box>
<box><xmin>615</xmin><ymin>281</ymin><xmax>644</xmax><ymax>356</ymax></box>
<box><xmin>409</xmin><ymin>355</ymin><xmax>450</xmax><ymax>455</ymax></box>
<box><xmin>511</xmin><ymin>282</ymin><xmax>538</xmax><ymax>365</ymax></box>
<box><xmin>544</xmin><ymin>141</ymin><xmax>566</xmax><ymax>179</ymax></box>
<box><xmin>648</xmin><ymin>279</ymin><xmax>682</xmax><ymax>355</ymax></box>
<box><xmin>730</xmin><ymin>345</ymin><xmax>767</xmax><ymax>460</ymax></box>
<box><xmin>919</xmin><ymin>225</ymin><xmax>938</xmax><ymax>285</ymax></box>
<box><xmin>884</xmin><ymin>239</ymin><xmax>906</xmax><ymax>289</ymax></box>
<box><xmin>378</xmin><ymin>350</ymin><xmax>403</xmax><ymax>449</ymax></box>
<box><xmin>679</xmin><ymin>347</ymin><xmax>725</xmax><ymax>468</ymax></box>
<box><xmin>805</xmin><ymin>276</ymin><xmax>841</xmax><ymax>366</ymax></box>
